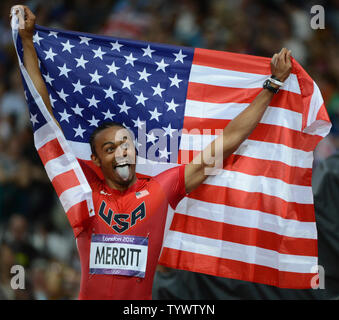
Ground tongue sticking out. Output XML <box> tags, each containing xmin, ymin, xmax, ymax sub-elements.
<box><xmin>115</xmin><ymin>165</ymin><xmax>130</xmax><ymax>181</ymax></box>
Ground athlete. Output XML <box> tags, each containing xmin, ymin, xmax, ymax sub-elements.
<box><xmin>15</xmin><ymin>6</ymin><xmax>292</xmax><ymax>299</ymax></box>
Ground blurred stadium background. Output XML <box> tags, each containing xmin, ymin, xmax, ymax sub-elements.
<box><xmin>0</xmin><ymin>0</ymin><xmax>338</xmax><ymax>300</ymax></box>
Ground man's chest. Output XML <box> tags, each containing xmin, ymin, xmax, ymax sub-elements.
<box><xmin>91</xmin><ymin>182</ymin><xmax>168</xmax><ymax>235</ymax></box>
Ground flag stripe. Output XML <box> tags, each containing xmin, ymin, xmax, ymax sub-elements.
<box><xmin>51</xmin><ymin>169</ymin><xmax>81</xmax><ymax>197</ymax></box>
<box><xmin>176</xmin><ymin>197</ymin><xmax>317</xmax><ymax>239</ymax></box>
<box><xmin>44</xmin><ymin>154</ymin><xmax>78</xmax><ymax>181</ymax></box>
<box><xmin>189</xmin><ymin>64</ymin><xmax>301</xmax><ymax>94</ymax></box>
<box><xmin>185</xmin><ymin>100</ymin><xmax>303</xmax><ymax>131</ymax></box>
<box><xmin>183</xmin><ymin>117</ymin><xmax>320</xmax><ymax>152</ymax></box>
<box><xmin>163</xmin><ymin>230</ymin><xmax>317</xmax><ymax>273</ymax></box>
<box><xmin>192</xmin><ymin>48</ymin><xmax>272</xmax><ymax>74</ymax></box>
<box><xmin>187</xmin><ymin>82</ymin><xmax>303</xmax><ymax>113</ymax></box>
<box><xmin>188</xmin><ymin>185</ymin><xmax>315</xmax><ymax>222</ymax></box>
<box><xmin>203</xmin><ymin>170</ymin><xmax>314</xmax><ymax>204</ymax></box>
<box><xmin>37</xmin><ymin>138</ymin><xmax>64</xmax><ymax>164</ymax></box>
<box><xmin>159</xmin><ymin>247</ymin><xmax>315</xmax><ymax>289</ymax></box>
<box><xmin>59</xmin><ymin>184</ymin><xmax>92</xmax><ymax>213</ymax></box>
<box><xmin>180</xmin><ymin>134</ymin><xmax>314</xmax><ymax>168</ymax></box>
<box><xmin>171</xmin><ymin>213</ymin><xmax>317</xmax><ymax>256</ymax></box>
<box><xmin>178</xmin><ymin>151</ymin><xmax>312</xmax><ymax>186</ymax></box>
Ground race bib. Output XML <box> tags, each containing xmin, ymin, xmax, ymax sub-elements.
<box><xmin>89</xmin><ymin>234</ymin><xmax>148</xmax><ymax>278</ymax></box>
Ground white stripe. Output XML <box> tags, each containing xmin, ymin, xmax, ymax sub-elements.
<box><xmin>34</xmin><ymin>123</ymin><xmax>58</xmax><ymax>150</ymax></box>
<box><xmin>303</xmin><ymin>81</ymin><xmax>332</xmax><ymax>137</ymax></box>
<box><xmin>204</xmin><ymin>170</ymin><xmax>314</xmax><ymax>204</ymax></box>
<box><xmin>180</xmin><ymin>134</ymin><xmax>314</xmax><ymax>168</ymax></box>
<box><xmin>185</xmin><ymin>100</ymin><xmax>302</xmax><ymax>131</ymax></box>
<box><xmin>190</xmin><ymin>64</ymin><xmax>301</xmax><ymax>94</ymax></box>
<box><xmin>68</xmin><ymin>140</ymin><xmax>92</xmax><ymax>160</ymax></box>
<box><xmin>59</xmin><ymin>184</ymin><xmax>91</xmax><ymax>213</ymax></box>
<box><xmin>176</xmin><ymin>197</ymin><xmax>317</xmax><ymax>239</ymax></box>
<box><xmin>44</xmin><ymin>154</ymin><xmax>76</xmax><ymax>181</ymax></box>
<box><xmin>163</xmin><ymin>231</ymin><xmax>317</xmax><ymax>273</ymax></box>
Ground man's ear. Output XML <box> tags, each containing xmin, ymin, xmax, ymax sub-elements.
<box><xmin>91</xmin><ymin>153</ymin><xmax>101</xmax><ymax>167</ymax></box>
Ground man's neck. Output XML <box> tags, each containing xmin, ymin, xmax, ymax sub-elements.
<box><xmin>105</xmin><ymin>175</ymin><xmax>137</xmax><ymax>192</ymax></box>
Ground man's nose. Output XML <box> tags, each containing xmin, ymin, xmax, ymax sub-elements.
<box><xmin>116</xmin><ymin>142</ymin><xmax>128</xmax><ymax>158</ymax></box>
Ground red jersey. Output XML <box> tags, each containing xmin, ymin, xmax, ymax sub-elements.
<box><xmin>75</xmin><ymin>161</ymin><xmax>186</xmax><ymax>300</ymax></box>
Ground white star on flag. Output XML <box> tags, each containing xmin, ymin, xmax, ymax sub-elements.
<box><xmin>61</xmin><ymin>40</ymin><xmax>75</xmax><ymax>53</ymax></box>
<box><xmin>43</xmin><ymin>73</ymin><xmax>54</xmax><ymax>85</ymax></box>
<box><xmin>44</xmin><ymin>48</ymin><xmax>57</xmax><ymax>61</ymax></box>
<box><xmin>56</xmin><ymin>88</ymin><xmax>69</xmax><ymax>102</ymax></box>
<box><xmin>30</xmin><ymin>113</ymin><xmax>39</xmax><ymax>126</ymax></box>
<box><xmin>75</xmin><ymin>55</ymin><xmax>88</xmax><ymax>69</ymax></box>
<box><xmin>173</xmin><ymin>49</ymin><xmax>187</xmax><ymax>63</ymax></box>
<box><xmin>88</xmin><ymin>115</ymin><xmax>100</xmax><ymax>127</ymax></box>
<box><xmin>72</xmin><ymin>104</ymin><xmax>84</xmax><ymax>116</ymax></box>
<box><xmin>142</xmin><ymin>45</ymin><xmax>155</xmax><ymax>58</ymax></box>
<box><xmin>103</xmin><ymin>86</ymin><xmax>116</xmax><ymax>100</ymax></box>
<box><xmin>152</xmin><ymin>83</ymin><xmax>165</xmax><ymax>97</ymax></box>
<box><xmin>59</xmin><ymin>109</ymin><xmax>72</xmax><ymax>123</ymax></box>
<box><xmin>135</xmin><ymin>92</ymin><xmax>148</xmax><ymax>106</ymax></box>
<box><xmin>124</xmin><ymin>53</ymin><xmax>137</xmax><ymax>66</ymax></box>
<box><xmin>72</xmin><ymin>80</ymin><xmax>85</xmax><ymax>94</ymax></box>
<box><xmin>79</xmin><ymin>36</ymin><xmax>92</xmax><ymax>45</ymax></box>
<box><xmin>102</xmin><ymin>109</ymin><xmax>115</xmax><ymax>120</ymax></box>
<box><xmin>118</xmin><ymin>101</ymin><xmax>131</xmax><ymax>114</ymax></box>
<box><xmin>137</xmin><ymin>68</ymin><xmax>151</xmax><ymax>82</ymax></box>
<box><xmin>89</xmin><ymin>70</ymin><xmax>103</xmax><ymax>84</ymax></box>
<box><xmin>149</xmin><ymin>107</ymin><xmax>162</xmax><ymax>122</ymax></box>
<box><xmin>155</xmin><ymin>59</ymin><xmax>169</xmax><ymax>72</ymax></box>
<box><xmin>106</xmin><ymin>61</ymin><xmax>120</xmax><ymax>75</ymax></box>
<box><xmin>58</xmin><ymin>63</ymin><xmax>71</xmax><ymax>78</ymax></box>
<box><xmin>121</xmin><ymin>76</ymin><xmax>134</xmax><ymax>90</ymax></box>
<box><xmin>111</xmin><ymin>41</ymin><xmax>123</xmax><ymax>51</ymax></box>
<box><xmin>33</xmin><ymin>32</ymin><xmax>43</xmax><ymax>45</ymax></box>
<box><xmin>92</xmin><ymin>47</ymin><xmax>106</xmax><ymax>60</ymax></box>
<box><xmin>73</xmin><ymin>124</ymin><xmax>86</xmax><ymax>138</ymax></box>
<box><xmin>166</xmin><ymin>98</ymin><xmax>179</xmax><ymax>112</ymax></box>
<box><xmin>169</xmin><ymin>74</ymin><xmax>182</xmax><ymax>88</ymax></box>
<box><xmin>87</xmin><ymin>95</ymin><xmax>100</xmax><ymax>108</ymax></box>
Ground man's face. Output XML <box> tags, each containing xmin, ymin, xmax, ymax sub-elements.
<box><xmin>91</xmin><ymin>126</ymin><xmax>137</xmax><ymax>189</ymax></box>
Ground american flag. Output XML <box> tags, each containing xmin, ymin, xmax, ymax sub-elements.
<box><xmin>13</xmin><ymin>24</ymin><xmax>331</xmax><ymax>288</ymax></box>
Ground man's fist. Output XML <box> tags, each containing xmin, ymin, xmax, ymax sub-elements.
<box><xmin>12</xmin><ymin>5</ymin><xmax>36</xmax><ymax>40</ymax></box>
<box><xmin>270</xmin><ymin>48</ymin><xmax>292</xmax><ymax>82</ymax></box>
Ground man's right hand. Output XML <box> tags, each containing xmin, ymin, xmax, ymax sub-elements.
<box><xmin>15</xmin><ymin>5</ymin><xmax>36</xmax><ymax>41</ymax></box>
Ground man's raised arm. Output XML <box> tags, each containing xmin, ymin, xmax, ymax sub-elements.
<box><xmin>16</xmin><ymin>5</ymin><xmax>61</xmax><ymax>130</ymax></box>
<box><xmin>184</xmin><ymin>48</ymin><xmax>292</xmax><ymax>193</ymax></box>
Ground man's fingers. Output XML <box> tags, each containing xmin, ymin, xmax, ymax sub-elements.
<box><xmin>271</xmin><ymin>53</ymin><xmax>278</xmax><ymax>66</ymax></box>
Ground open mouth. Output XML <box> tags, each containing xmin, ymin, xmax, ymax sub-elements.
<box><xmin>114</xmin><ymin>162</ymin><xmax>131</xmax><ymax>180</ymax></box>
<box><xmin>114</xmin><ymin>161</ymin><xmax>130</xmax><ymax>169</ymax></box>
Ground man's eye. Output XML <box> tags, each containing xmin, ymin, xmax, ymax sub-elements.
<box><xmin>106</xmin><ymin>147</ymin><xmax>114</xmax><ymax>152</ymax></box>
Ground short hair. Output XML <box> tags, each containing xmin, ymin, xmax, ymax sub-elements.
<box><xmin>89</xmin><ymin>121</ymin><xmax>127</xmax><ymax>156</ymax></box>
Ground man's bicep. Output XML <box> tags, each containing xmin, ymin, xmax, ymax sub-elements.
<box><xmin>153</xmin><ymin>165</ymin><xmax>187</xmax><ymax>209</ymax></box>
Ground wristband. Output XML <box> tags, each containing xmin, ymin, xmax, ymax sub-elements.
<box><xmin>263</xmin><ymin>79</ymin><xmax>279</xmax><ymax>94</ymax></box>
<box><xmin>269</xmin><ymin>75</ymin><xmax>284</xmax><ymax>87</ymax></box>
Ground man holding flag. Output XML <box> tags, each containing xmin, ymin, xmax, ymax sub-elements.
<box><xmin>13</xmin><ymin>5</ymin><xmax>295</xmax><ymax>299</ymax></box>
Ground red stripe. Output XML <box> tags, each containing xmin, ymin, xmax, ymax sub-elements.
<box><xmin>37</xmin><ymin>138</ymin><xmax>64</xmax><ymax>165</ymax></box>
<box><xmin>188</xmin><ymin>184</ymin><xmax>315</xmax><ymax>222</ymax></box>
<box><xmin>66</xmin><ymin>200</ymin><xmax>92</xmax><ymax>238</ymax></box>
<box><xmin>171</xmin><ymin>213</ymin><xmax>317</xmax><ymax>256</ymax></box>
<box><xmin>187</xmin><ymin>82</ymin><xmax>304</xmax><ymax>114</ymax></box>
<box><xmin>178</xmin><ymin>150</ymin><xmax>312</xmax><ymax>186</ymax></box>
<box><xmin>182</xmin><ymin>116</ymin><xmax>322</xmax><ymax>152</ymax></box>
<box><xmin>316</xmin><ymin>103</ymin><xmax>330</xmax><ymax>122</ymax></box>
<box><xmin>159</xmin><ymin>247</ymin><xmax>315</xmax><ymax>289</ymax></box>
<box><xmin>51</xmin><ymin>170</ymin><xmax>80</xmax><ymax>197</ymax></box>
<box><xmin>193</xmin><ymin>48</ymin><xmax>272</xmax><ymax>74</ymax></box>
